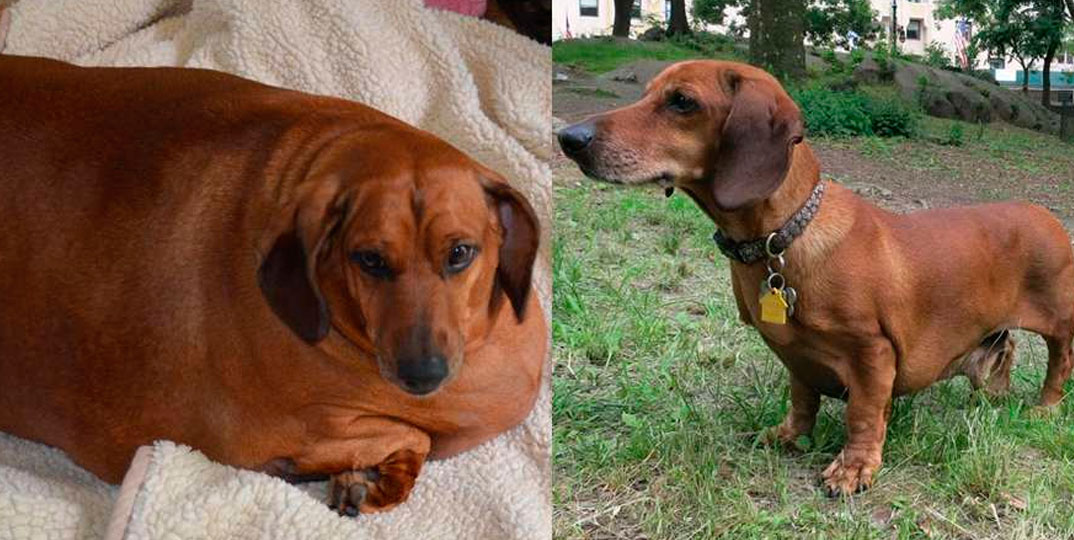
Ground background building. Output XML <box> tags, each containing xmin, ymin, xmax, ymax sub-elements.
<box><xmin>553</xmin><ymin>0</ymin><xmax>1074</xmax><ymax>95</ymax></box>
<box><xmin>553</xmin><ymin>0</ymin><xmax>686</xmax><ymax>40</ymax></box>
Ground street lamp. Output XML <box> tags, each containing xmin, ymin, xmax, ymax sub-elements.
<box><xmin>891</xmin><ymin>0</ymin><xmax>897</xmax><ymax>52</ymax></box>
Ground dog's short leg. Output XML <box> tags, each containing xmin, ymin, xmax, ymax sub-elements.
<box><xmin>764</xmin><ymin>374</ymin><xmax>820</xmax><ymax>448</ymax></box>
<box><xmin>328</xmin><ymin>448</ymin><xmax>426</xmax><ymax>515</ymax></box>
<box><xmin>1040</xmin><ymin>335</ymin><xmax>1074</xmax><ymax>407</ymax></box>
<box><xmin>822</xmin><ymin>342</ymin><xmax>895</xmax><ymax>497</ymax></box>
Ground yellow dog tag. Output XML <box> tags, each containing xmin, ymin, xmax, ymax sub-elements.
<box><xmin>759</xmin><ymin>288</ymin><xmax>789</xmax><ymax>325</ymax></box>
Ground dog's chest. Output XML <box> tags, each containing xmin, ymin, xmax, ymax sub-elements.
<box><xmin>733</xmin><ymin>270</ymin><xmax>853</xmax><ymax>396</ymax></box>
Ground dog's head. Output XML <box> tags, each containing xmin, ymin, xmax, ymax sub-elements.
<box><xmin>257</xmin><ymin>125</ymin><xmax>539</xmax><ymax>396</ymax></box>
<box><xmin>558</xmin><ymin>60</ymin><xmax>804</xmax><ymax>211</ymax></box>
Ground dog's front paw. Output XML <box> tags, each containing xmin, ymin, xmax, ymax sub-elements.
<box><xmin>821</xmin><ymin>449</ymin><xmax>881</xmax><ymax>497</ymax></box>
<box><xmin>1029</xmin><ymin>404</ymin><xmax>1059</xmax><ymax>418</ymax></box>
<box><xmin>328</xmin><ymin>470</ymin><xmax>375</xmax><ymax>516</ymax></box>
<box><xmin>327</xmin><ymin>449</ymin><xmax>425</xmax><ymax>515</ymax></box>
<box><xmin>761</xmin><ymin>424</ymin><xmax>804</xmax><ymax>450</ymax></box>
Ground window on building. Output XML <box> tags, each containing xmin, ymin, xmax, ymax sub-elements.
<box><xmin>580</xmin><ymin>0</ymin><xmax>598</xmax><ymax>17</ymax></box>
<box><xmin>906</xmin><ymin>19</ymin><xmax>923</xmax><ymax>40</ymax></box>
<box><xmin>989</xmin><ymin>57</ymin><xmax>1005</xmax><ymax>69</ymax></box>
<box><xmin>665</xmin><ymin>0</ymin><xmax>672</xmax><ymax>21</ymax></box>
<box><xmin>632</xmin><ymin>0</ymin><xmax>642</xmax><ymax>18</ymax></box>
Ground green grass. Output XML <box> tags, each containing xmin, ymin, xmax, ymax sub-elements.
<box><xmin>552</xmin><ymin>177</ymin><xmax>1074</xmax><ymax>539</ymax></box>
<box><xmin>552</xmin><ymin>38</ymin><xmax>708</xmax><ymax>74</ymax></box>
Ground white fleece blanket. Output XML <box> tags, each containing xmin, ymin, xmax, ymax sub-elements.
<box><xmin>0</xmin><ymin>1</ymin><xmax>552</xmax><ymax>538</ymax></box>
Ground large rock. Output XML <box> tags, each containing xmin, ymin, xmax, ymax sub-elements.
<box><xmin>638</xmin><ymin>27</ymin><xmax>665</xmax><ymax>42</ymax></box>
<box><xmin>599</xmin><ymin>59</ymin><xmax>678</xmax><ymax>87</ymax></box>
<box><xmin>851</xmin><ymin>56</ymin><xmax>893</xmax><ymax>84</ymax></box>
<box><xmin>881</xmin><ymin>59</ymin><xmax>1059</xmax><ymax>133</ymax></box>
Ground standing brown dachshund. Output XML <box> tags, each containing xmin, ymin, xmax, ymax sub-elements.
<box><xmin>559</xmin><ymin>60</ymin><xmax>1074</xmax><ymax>496</ymax></box>
<box><xmin>0</xmin><ymin>55</ymin><xmax>546</xmax><ymax>514</ymax></box>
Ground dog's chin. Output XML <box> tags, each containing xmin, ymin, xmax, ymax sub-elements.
<box><xmin>576</xmin><ymin>164</ymin><xmax>676</xmax><ymax>190</ymax></box>
<box><xmin>385</xmin><ymin>373</ymin><xmax>447</xmax><ymax>397</ymax></box>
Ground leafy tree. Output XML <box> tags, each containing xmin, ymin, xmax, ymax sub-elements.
<box><xmin>693</xmin><ymin>0</ymin><xmax>737</xmax><ymax>25</ymax></box>
<box><xmin>974</xmin><ymin>9</ymin><xmax>1040</xmax><ymax>92</ymax></box>
<box><xmin>1033</xmin><ymin>0</ymin><xmax>1066</xmax><ymax>107</ymax></box>
<box><xmin>804</xmin><ymin>0</ymin><xmax>880</xmax><ymax>48</ymax></box>
<box><xmin>693</xmin><ymin>0</ymin><xmax>874</xmax><ymax>77</ymax></box>
<box><xmin>939</xmin><ymin>0</ymin><xmax>1067</xmax><ymax>103</ymax></box>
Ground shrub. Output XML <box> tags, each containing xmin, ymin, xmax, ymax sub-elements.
<box><xmin>849</xmin><ymin>47</ymin><xmax>865</xmax><ymax>68</ymax></box>
<box><xmin>915</xmin><ymin>75</ymin><xmax>932</xmax><ymax>108</ymax></box>
<box><xmin>791</xmin><ymin>86</ymin><xmax>873</xmax><ymax>137</ymax></box>
<box><xmin>924</xmin><ymin>41</ymin><xmax>950</xmax><ymax>69</ymax></box>
<box><xmin>791</xmin><ymin>85</ymin><xmax>916</xmax><ymax>138</ymax></box>
<box><xmin>941</xmin><ymin>122</ymin><xmax>966</xmax><ymax>146</ymax></box>
<box><xmin>873</xmin><ymin>44</ymin><xmax>890</xmax><ymax>71</ymax></box>
<box><xmin>669</xmin><ymin>31</ymin><xmax>737</xmax><ymax>56</ymax></box>
<box><xmin>870</xmin><ymin>44</ymin><xmax>896</xmax><ymax>81</ymax></box>
<box><xmin>821</xmin><ymin>48</ymin><xmax>845</xmax><ymax>74</ymax></box>
<box><xmin>864</xmin><ymin>96</ymin><xmax>917</xmax><ymax>137</ymax></box>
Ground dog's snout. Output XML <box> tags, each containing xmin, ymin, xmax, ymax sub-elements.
<box><xmin>557</xmin><ymin>122</ymin><xmax>595</xmax><ymax>155</ymax></box>
<box><xmin>397</xmin><ymin>355</ymin><xmax>448</xmax><ymax>396</ymax></box>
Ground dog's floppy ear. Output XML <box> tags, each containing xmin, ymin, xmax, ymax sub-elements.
<box><xmin>258</xmin><ymin>178</ymin><xmax>347</xmax><ymax>344</ymax></box>
<box><xmin>481</xmin><ymin>175</ymin><xmax>540</xmax><ymax>322</ymax></box>
<box><xmin>709</xmin><ymin>70</ymin><xmax>804</xmax><ymax>211</ymax></box>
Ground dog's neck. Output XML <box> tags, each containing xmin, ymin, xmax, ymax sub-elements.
<box><xmin>683</xmin><ymin>143</ymin><xmax>822</xmax><ymax>243</ymax></box>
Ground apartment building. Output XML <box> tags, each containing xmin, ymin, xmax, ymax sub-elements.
<box><xmin>553</xmin><ymin>0</ymin><xmax>686</xmax><ymax>40</ymax></box>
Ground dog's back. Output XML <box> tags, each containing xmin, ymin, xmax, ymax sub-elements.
<box><xmin>0</xmin><ymin>56</ymin><xmax>382</xmax><ymax>477</ymax></box>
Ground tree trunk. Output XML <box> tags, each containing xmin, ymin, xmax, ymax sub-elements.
<box><xmin>1042</xmin><ymin>39</ymin><xmax>1059</xmax><ymax>108</ymax></box>
<box><xmin>1015</xmin><ymin>56</ymin><xmax>1030</xmax><ymax>94</ymax></box>
<box><xmin>613</xmin><ymin>0</ymin><xmax>633</xmax><ymax>37</ymax></box>
<box><xmin>667</xmin><ymin>0</ymin><xmax>690</xmax><ymax>36</ymax></box>
<box><xmin>748</xmin><ymin>0</ymin><xmax>806</xmax><ymax>80</ymax></box>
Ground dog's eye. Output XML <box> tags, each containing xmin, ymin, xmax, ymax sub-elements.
<box><xmin>667</xmin><ymin>91</ymin><xmax>698</xmax><ymax>114</ymax></box>
<box><xmin>446</xmin><ymin>244</ymin><xmax>478</xmax><ymax>273</ymax></box>
<box><xmin>350</xmin><ymin>250</ymin><xmax>391</xmax><ymax>278</ymax></box>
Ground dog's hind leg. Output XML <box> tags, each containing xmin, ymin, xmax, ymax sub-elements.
<box><xmin>1041</xmin><ymin>333</ymin><xmax>1074</xmax><ymax>407</ymax></box>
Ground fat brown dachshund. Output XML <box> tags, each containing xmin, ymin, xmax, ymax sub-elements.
<box><xmin>0</xmin><ymin>55</ymin><xmax>546</xmax><ymax>514</ymax></box>
<box><xmin>558</xmin><ymin>60</ymin><xmax>1074</xmax><ymax>496</ymax></box>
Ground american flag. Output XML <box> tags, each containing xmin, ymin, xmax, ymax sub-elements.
<box><xmin>954</xmin><ymin>18</ymin><xmax>972</xmax><ymax>70</ymax></box>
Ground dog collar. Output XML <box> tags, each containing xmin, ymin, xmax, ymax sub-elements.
<box><xmin>712</xmin><ymin>180</ymin><xmax>827</xmax><ymax>264</ymax></box>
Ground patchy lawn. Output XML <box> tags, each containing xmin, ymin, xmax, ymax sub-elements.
<box><xmin>552</xmin><ymin>158</ymin><xmax>1074</xmax><ymax>539</ymax></box>
<box><xmin>552</xmin><ymin>36</ymin><xmax>1074</xmax><ymax>539</ymax></box>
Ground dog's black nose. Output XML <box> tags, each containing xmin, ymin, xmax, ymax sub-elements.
<box><xmin>397</xmin><ymin>355</ymin><xmax>448</xmax><ymax>395</ymax></box>
<box><xmin>557</xmin><ymin>122</ymin><xmax>595</xmax><ymax>155</ymax></box>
